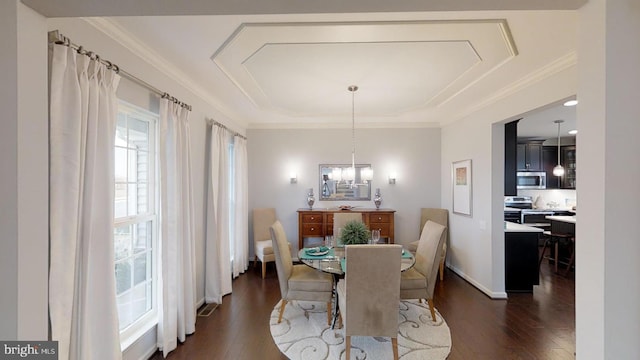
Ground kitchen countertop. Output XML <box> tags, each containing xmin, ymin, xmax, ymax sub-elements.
<box><xmin>504</xmin><ymin>221</ymin><xmax>544</xmax><ymax>233</ymax></box>
<box><xmin>504</xmin><ymin>207</ymin><xmax>575</xmax><ymax>213</ymax></box>
<box><xmin>545</xmin><ymin>215</ymin><xmax>576</xmax><ymax>224</ymax></box>
<box><xmin>536</xmin><ymin>207</ymin><xmax>575</xmax><ymax>211</ymax></box>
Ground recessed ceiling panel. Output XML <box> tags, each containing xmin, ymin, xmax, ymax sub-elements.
<box><xmin>212</xmin><ymin>20</ymin><xmax>517</xmax><ymax>120</ymax></box>
<box><xmin>244</xmin><ymin>41</ymin><xmax>478</xmax><ymax>115</ymax></box>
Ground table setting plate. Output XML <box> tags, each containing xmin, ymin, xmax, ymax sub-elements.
<box><xmin>305</xmin><ymin>247</ymin><xmax>329</xmax><ymax>256</ymax></box>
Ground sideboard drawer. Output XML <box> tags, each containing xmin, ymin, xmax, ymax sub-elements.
<box><xmin>302</xmin><ymin>213</ymin><xmax>323</xmax><ymax>223</ymax></box>
<box><xmin>302</xmin><ymin>224</ymin><xmax>323</xmax><ymax>236</ymax></box>
<box><xmin>370</xmin><ymin>213</ymin><xmax>392</xmax><ymax>223</ymax></box>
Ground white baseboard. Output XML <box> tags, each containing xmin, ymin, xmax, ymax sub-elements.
<box><xmin>122</xmin><ymin>325</ymin><xmax>157</xmax><ymax>360</ymax></box>
<box><xmin>446</xmin><ymin>264</ymin><xmax>508</xmax><ymax>299</ymax></box>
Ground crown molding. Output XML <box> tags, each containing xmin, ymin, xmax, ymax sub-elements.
<box><xmin>247</xmin><ymin>121</ymin><xmax>441</xmax><ymax>130</ymax></box>
<box><xmin>449</xmin><ymin>50</ymin><xmax>577</xmax><ymax>124</ymax></box>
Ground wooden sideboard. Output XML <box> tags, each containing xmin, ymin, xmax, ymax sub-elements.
<box><xmin>297</xmin><ymin>208</ymin><xmax>396</xmax><ymax>249</ymax></box>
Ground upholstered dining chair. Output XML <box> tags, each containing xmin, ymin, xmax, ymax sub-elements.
<box><xmin>407</xmin><ymin>208</ymin><xmax>449</xmax><ymax>281</ymax></box>
<box><xmin>269</xmin><ymin>220</ymin><xmax>334</xmax><ymax>325</ymax></box>
<box><xmin>337</xmin><ymin>244</ymin><xmax>402</xmax><ymax>360</ymax></box>
<box><xmin>252</xmin><ymin>208</ymin><xmax>278</xmax><ymax>279</ymax></box>
<box><xmin>333</xmin><ymin>212</ymin><xmax>364</xmax><ymax>239</ymax></box>
<box><xmin>400</xmin><ymin>220</ymin><xmax>447</xmax><ymax>322</ymax></box>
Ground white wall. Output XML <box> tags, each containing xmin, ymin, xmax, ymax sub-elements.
<box><xmin>441</xmin><ymin>65</ymin><xmax>577</xmax><ymax>298</ymax></box>
<box><xmin>16</xmin><ymin>2</ymin><xmax>49</xmax><ymax>340</ymax></box>
<box><xmin>0</xmin><ymin>0</ymin><xmax>20</xmax><ymax>340</ymax></box>
<box><xmin>577</xmin><ymin>0</ymin><xmax>640</xmax><ymax>358</ymax></box>
<box><xmin>0</xmin><ymin>1</ymin><xmax>49</xmax><ymax>340</ymax></box>
<box><xmin>247</xmin><ymin>127</ymin><xmax>441</xmax><ymax>254</ymax></box>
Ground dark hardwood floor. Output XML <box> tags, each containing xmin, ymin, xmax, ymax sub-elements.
<box><xmin>151</xmin><ymin>260</ymin><xmax>574</xmax><ymax>359</ymax></box>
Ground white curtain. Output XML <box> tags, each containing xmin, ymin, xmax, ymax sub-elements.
<box><xmin>232</xmin><ymin>135</ymin><xmax>249</xmax><ymax>278</ymax></box>
<box><xmin>49</xmin><ymin>45</ymin><xmax>122</xmax><ymax>360</ymax></box>
<box><xmin>157</xmin><ymin>99</ymin><xmax>197</xmax><ymax>357</ymax></box>
<box><xmin>205</xmin><ymin>123</ymin><xmax>232</xmax><ymax>303</ymax></box>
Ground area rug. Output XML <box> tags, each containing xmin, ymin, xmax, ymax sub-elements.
<box><xmin>270</xmin><ymin>300</ymin><xmax>451</xmax><ymax>359</ymax></box>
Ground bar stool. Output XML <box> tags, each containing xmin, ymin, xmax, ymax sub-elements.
<box><xmin>538</xmin><ymin>231</ymin><xmax>573</xmax><ymax>274</ymax></box>
<box><xmin>563</xmin><ymin>236</ymin><xmax>575</xmax><ymax>277</ymax></box>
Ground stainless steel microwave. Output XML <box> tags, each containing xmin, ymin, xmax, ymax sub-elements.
<box><xmin>516</xmin><ymin>171</ymin><xmax>546</xmax><ymax>189</ymax></box>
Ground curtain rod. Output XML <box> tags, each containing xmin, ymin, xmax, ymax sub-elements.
<box><xmin>208</xmin><ymin>119</ymin><xmax>247</xmax><ymax>140</ymax></box>
<box><xmin>48</xmin><ymin>30</ymin><xmax>192</xmax><ymax>112</ymax></box>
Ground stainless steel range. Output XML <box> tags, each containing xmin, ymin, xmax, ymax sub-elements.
<box><xmin>504</xmin><ymin>196</ymin><xmax>553</xmax><ymax>228</ymax></box>
<box><xmin>504</xmin><ymin>196</ymin><xmax>532</xmax><ymax>223</ymax></box>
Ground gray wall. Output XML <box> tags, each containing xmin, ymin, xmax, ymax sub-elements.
<box><xmin>247</xmin><ymin>127</ymin><xmax>441</xmax><ymax>254</ymax></box>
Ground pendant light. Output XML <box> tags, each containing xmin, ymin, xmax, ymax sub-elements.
<box><xmin>553</xmin><ymin>120</ymin><xmax>565</xmax><ymax>176</ymax></box>
<box><xmin>345</xmin><ymin>85</ymin><xmax>373</xmax><ymax>187</ymax></box>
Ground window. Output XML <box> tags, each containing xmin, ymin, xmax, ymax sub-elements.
<box><xmin>114</xmin><ymin>101</ymin><xmax>158</xmax><ymax>343</ymax></box>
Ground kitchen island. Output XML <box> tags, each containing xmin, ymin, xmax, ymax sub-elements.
<box><xmin>505</xmin><ymin>221</ymin><xmax>543</xmax><ymax>292</ymax></box>
<box><xmin>546</xmin><ymin>215</ymin><xmax>576</xmax><ymax>232</ymax></box>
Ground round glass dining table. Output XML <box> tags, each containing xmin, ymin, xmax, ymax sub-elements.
<box><xmin>297</xmin><ymin>246</ymin><xmax>415</xmax><ymax>275</ymax></box>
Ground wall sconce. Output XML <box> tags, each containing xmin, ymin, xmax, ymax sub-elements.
<box><xmin>290</xmin><ymin>172</ymin><xmax>297</xmax><ymax>184</ymax></box>
<box><xmin>388</xmin><ymin>172</ymin><xmax>397</xmax><ymax>184</ymax></box>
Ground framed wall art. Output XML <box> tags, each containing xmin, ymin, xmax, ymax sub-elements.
<box><xmin>452</xmin><ymin>159</ymin><xmax>472</xmax><ymax>216</ymax></box>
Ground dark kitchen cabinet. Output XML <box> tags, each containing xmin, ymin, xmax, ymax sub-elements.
<box><xmin>504</xmin><ymin>120</ymin><xmax>519</xmax><ymax>195</ymax></box>
<box><xmin>517</xmin><ymin>142</ymin><xmax>543</xmax><ymax>171</ymax></box>
<box><xmin>561</xmin><ymin>146</ymin><xmax>576</xmax><ymax>189</ymax></box>
<box><xmin>542</xmin><ymin>146</ymin><xmax>560</xmax><ymax>189</ymax></box>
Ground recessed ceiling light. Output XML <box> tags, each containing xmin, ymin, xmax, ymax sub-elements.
<box><xmin>568</xmin><ymin>129</ymin><xmax>578</xmax><ymax>135</ymax></box>
<box><xmin>563</xmin><ymin>100</ymin><xmax>578</xmax><ymax>107</ymax></box>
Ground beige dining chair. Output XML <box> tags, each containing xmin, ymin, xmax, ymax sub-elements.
<box><xmin>270</xmin><ymin>220</ymin><xmax>334</xmax><ymax>325</ymax></box>
<box><xmin>400</xmin><ymin>220</ymin><xmax>447</xmax><ymax>322</ymax></box>
<box><xmin>333</xmin><ymin>212</ymin><xmax>364</xmax><ymax>239</ymax></box>
<box><xmin>407</xmin><ymin>208</ymin><xmax>449</xmax><ymax>281</ymax></box>
<box><xmin>252</xmin><ymin>208</ymin><xmax>278</xmax><ymax>279</ymax></box>
<box><xmin>337</xmin><ymin>244</ymin><xmax>402</xmax><ymax>360</ymax></box>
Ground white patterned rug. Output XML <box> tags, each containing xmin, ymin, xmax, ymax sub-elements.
<box><xmin>270</xmin><ymin>300</ymin><xmax>451</xmax><ymax>359</ymax></box>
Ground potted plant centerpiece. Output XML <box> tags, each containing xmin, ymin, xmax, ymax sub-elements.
<box><xmin>340</xmin><ymin>220</ymin><xmax>371</xmax><ymax>245</ymax></box>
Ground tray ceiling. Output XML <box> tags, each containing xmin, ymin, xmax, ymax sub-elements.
<box><xmin>213</xmin><ymin>20</ymin><xmax>515</xmax><ymax>119</ymax></box>
<box><xmin>40</xmin><ymin>3</ymin><xmax>580</xmax><ymax>131</ymax></box>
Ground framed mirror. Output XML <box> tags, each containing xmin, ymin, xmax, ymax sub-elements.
<box><xmin>319</xmin><ymin>164</ymin><xmax>373</xmax><ymax>201</ymax></box>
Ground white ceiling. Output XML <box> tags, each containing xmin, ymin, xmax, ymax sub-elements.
<box><xmin>211</xmin><ymin>20</ymin><xmax>516</xmax><ymax>121</ymax></box>
<box><xmin>24</xmin><ymin>0</ymin><xmax>584</xmax><ymax>134</ymax></box>
<box><xmin>517</xmin><ymin>101</ymin><xmax>577</xmax><ymax>140</ymax></box>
